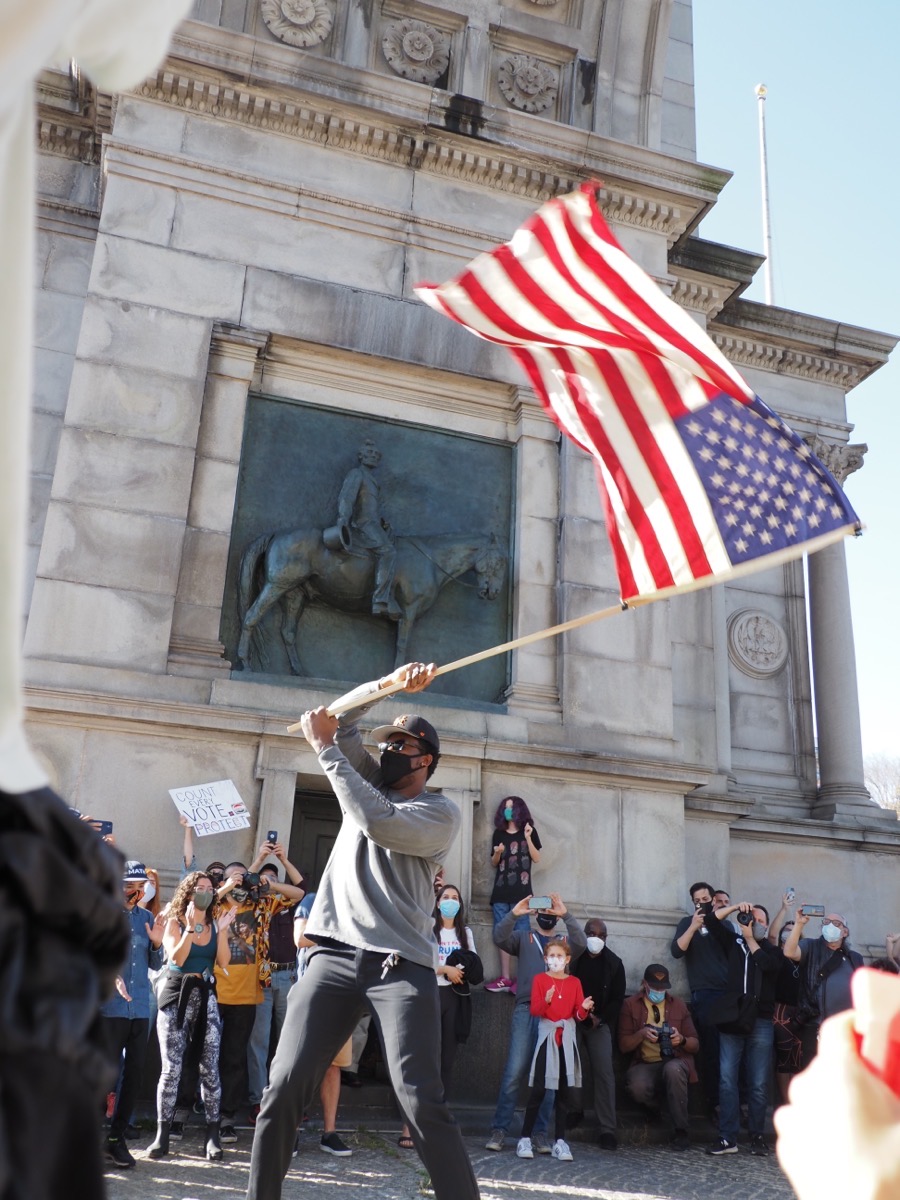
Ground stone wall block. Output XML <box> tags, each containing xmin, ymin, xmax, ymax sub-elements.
<box><xmin>99</xmin><ymin>174</ymin><xmax>177</xmax><ymax>245</ymax></box>
<box><xmin>516</xmin><ymin>439</ymin><xmax>559</xmax><ymax>518</ymax></box>
<box><xmin>38</xmin><ymin>503</ymin><xmax>185</xmax><ymax>594</ymax></box>
<box><xmin>196</xmin><ymin>378</ymin><xmax>253</xmax><ymax>462</ymax></box>
<box><xmin>172</xmin><ymin>599</ymin><xmax>228</xmax><ymax>644</ymax></box>
<box><xmin>51</xmin><ymin>428</ymin><xmax>196</xmax><ymax>517</ymax></box>
<box><xmin>41</xmin><ymin>235</ymin><xmax>96</xmax><ymax>296</ymax></box>
<box><xmin>187</xmin><ymin>457</ymin><xmax>240</xmax><ymax>533</ymax></box>
<box><xmin>34</xmin><ymin>289</ymin><xmax>87</xmax><ymax>356</ymax></box>
<box><xmin>516</xmin><ymin>515</ymin><xmax>558</xmax><ymax>587</ymax></box>
<box><xmin>64</xmin><ymin>359</ymin><xmax>206</xmax><ymax>447</ymax></box>
<box><xmin>241</xmin><ymin>269</ymin><xmax>517</xmax><ymax>383</ymax></box>
<box><xmin>622</xmin><ymin>792</ymin><xmax>683</xmax><ymax>909</ymax></box>
<box><xmin>32</xmin><ymin>347</ymin><xmax>76</xmax><ymax>416</ymax></box>
<box><xmin>176</xmin><ymin>528</ymin><xmax>231</xmax><ymax>607</ymax></box>
<box><xmin>172</xmin><ymin>192</ymin><xmax>405</xmax><ymax>295</ymax></box>
<box><xmin>75</xmin><ymin>727</ymin><xmax>260</xmax><ymax>867</ymax></box>
<box><xmin>113</xmin><ymin>95</ymin><xmax>188</xmax><ymax>153</ymax></box>
<box><xmin>180</xmin><ymin>116</ymin><xmax>414</xmax><ymax>208</ymax></box>
<box><xmin>78</xmin><ymin>297</ymin><xmax>212</xmax><ymax>379</ymax></box>
<box><xmin>24</xmin><ymin>578</ymin><xmax>174</xmax><ymax>670</ymax></box>
<box><xmin>28</xmin><ymin>476</ymin><xmax>53</xmax><ymax>546</ymax></box>
<box><xmin>30</xmin><ymin>410</ymin><xmax>64</xmax><ymax>476</ymax></box>
<box><xmin>561</xmin><ymin>446</ymin><xmax>605</xmax><ymax>520</ymax></box>
<box><xmin>560</xmin><ymin>516</ymin><xmax>618</xmax><ymax>589</ymax></box>
<box><xmin>565</xmin><ymin>656</ymin><xmax>674</xmax><ymax>740</ymax></box>
<box><xmin>91</xmin><ymin>235</ymin><xmax>245</xmax><ymax>321</ymax></box>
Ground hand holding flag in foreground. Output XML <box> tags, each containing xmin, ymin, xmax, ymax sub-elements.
<box><xmin>415</xmin><ymin>182</ymin><xmax>860</xmax><ymax>605</ymax></box>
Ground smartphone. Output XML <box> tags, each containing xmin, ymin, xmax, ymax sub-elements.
<box><xmin>267</xmin><ymin>830</ymin><xmax>278</xmax><ymax>845</ymax></box>
<box><xmin>86</xmin><ymin>818</ymin><xmax>114</xmax><ymax>837</ymax></box>
<box><xmin>799</xmin><ymin>904</ymin><xmax>825</xmax><ymax>917</ymax></box>
<box><xmin>785</xmin><ymin>886</ymin><xmax>796</xmax><ymax>904</ymax></box>
<box><xmin>528</xmin><ymin>896</ymin><xmax>553</xmax><ymax>910</ymax></box>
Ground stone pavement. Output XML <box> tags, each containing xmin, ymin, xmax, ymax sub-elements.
<box><xmin>104</xmin><ymin>1128</ymin><xmax>797</xmax><ymax>1200</ymax></box>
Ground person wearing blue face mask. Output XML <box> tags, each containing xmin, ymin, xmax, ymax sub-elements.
<box><xmin>486</xmin><ymin>796</ymin><xmax>542</xmax><ymax>993</ymax></box>
<box><xmin>782</xmin><ymin>906</ymin><xmax>863</xmax><ymax>1071</ymax></box>
<box><xmin>618</xmin><ymin>964</ymin><xmax>699</xmax><ymax>1150</ymax></box>
<box><xmin>398</xmin><ymin>884</ymin><xmax>482</xmax><ymax>1149</ymax></box>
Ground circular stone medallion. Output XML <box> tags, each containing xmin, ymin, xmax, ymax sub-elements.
<box><xmin>260</xmin><ymin>0</ymin><xmax>334</xmax><ymax>48</ymax></box>
<box><xmin>727</xmin><ymin>609</ymin><xmax>789</xmax><ymax>678</ymax></box>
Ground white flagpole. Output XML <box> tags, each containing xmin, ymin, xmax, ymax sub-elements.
<box><xmin>755</xmin><ymin>83</ymin><xmax>775</xmax><ymax>305</ymax></box>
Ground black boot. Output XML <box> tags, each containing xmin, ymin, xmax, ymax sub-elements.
<box><xmin>205</xmin><ymin>1120</ymin><xmax>223</xmax><ymax>1161</ymax></box>
<box><xmin>148</xmin><ymin>1120</ymin><xmax>171</xmax><ymax>1159</ymax></box>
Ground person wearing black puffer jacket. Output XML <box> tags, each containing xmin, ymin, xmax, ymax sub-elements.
<box><xmin>0</xmin><ymin>788</ymin><xmax>129</xmax><ymax>1200</ymax></box>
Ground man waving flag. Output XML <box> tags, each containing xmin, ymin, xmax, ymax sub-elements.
<box><xmin>415</xmin><ymin>182</ymin><xmax>860</xmax><ymax>605</ymax></box>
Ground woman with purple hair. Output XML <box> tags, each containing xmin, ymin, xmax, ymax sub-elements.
<box><xmin>485</xmin><ymin>797</ymin><xmax>542</xmax><ymax>993</ymax></box>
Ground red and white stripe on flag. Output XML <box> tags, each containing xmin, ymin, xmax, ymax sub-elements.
<box><xmin>415</xmin><ymin>181</ymin><xmax>859</xmax><ymax>603</ymax></box>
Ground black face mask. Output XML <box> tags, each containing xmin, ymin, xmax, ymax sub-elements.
<box><xmin>536</xmin><ymin>913</ymin><xmax>558</xmax><ymax>931</ymax></box>
<box><xmin>380</xmin><ymin>748</ymin><xmax>419</xmax><ymax>787</ymax></box>
<box><xmin>696</xmin><ymin>901</ymin><xmax>714</xmax><ymax>916</ymax></box>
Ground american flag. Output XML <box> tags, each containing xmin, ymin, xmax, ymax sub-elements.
<box><xmin>415</xmin><ymin>182</ymin><xmax>860</xmax><ymax>604</ymax></box>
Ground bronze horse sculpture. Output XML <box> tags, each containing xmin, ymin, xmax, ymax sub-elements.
<box><xmin>236</xmin><ymin>527</ymin><xmax>507</xmax><ymax>674</ymax></box>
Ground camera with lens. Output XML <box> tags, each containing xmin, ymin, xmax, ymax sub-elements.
<box><xmin>232</xmin><ymin>871</ymin><xmax>263</xmax><ymax>904</ymax></box>
<box><xmin>737</xmin><ymin>909</ymin><xmax>753</xmax><ymax>927</ymax></box>
<box><xmin>658</xmin><ymin>1023</ymin><xmax>675</xmax><ymax>1059</ymax></box>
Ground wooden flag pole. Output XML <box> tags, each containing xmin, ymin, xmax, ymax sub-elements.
<box><xmin>285</xmin><ymin>600</ymin><xmax>629</xmax><ymax>731</ymax></box>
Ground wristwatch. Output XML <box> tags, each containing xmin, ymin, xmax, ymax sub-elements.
<box><xmin>194</xmin><ymin>923</ymin><xmax>204</xmax><ymax>935</ymax></box>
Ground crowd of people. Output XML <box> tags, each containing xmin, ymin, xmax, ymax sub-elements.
<box><xmin>95</xmin><ymin>661</ymin><xmax>900</xmax><ymax>1200</ymax></box>
<box><xmin>478</xmin><ymin>876</ymin><xmax>898</xmax><ymax>1166</ymax></box>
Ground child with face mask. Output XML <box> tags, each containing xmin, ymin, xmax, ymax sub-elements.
<box><xmin>486</xmin><ymin>796</ymin><xmax>542</xmax><ymax>993</ymax></box>
<box><xmin>517</xmin><ymin>938</ymin><xmax>593</xmax><ymax>1163</ymax></box>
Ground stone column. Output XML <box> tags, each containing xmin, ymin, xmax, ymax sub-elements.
<box><xmin>805</xmin><ymin>438</ymin><xmax>882</xmax><ymax>820</ymax></box>
<box><xmin>167</xmin><ymin>323</ymin><xmax>269</xmax><ymax>677</ymax></box>
<box><xmin>503</xmin><ymin>386</ymin><xmax>561</xmax><ymax>719</ymax></box>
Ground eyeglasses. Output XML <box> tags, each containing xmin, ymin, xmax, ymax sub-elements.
<box><xmin>651</xmin><ymin>1004</ymin><xmax>662</xmax><ymax>1024</ymax></box>
<box><xmin>378</xmin><ymin>740</ymin><xmax>424</xmax><ymax>755</ymax></box>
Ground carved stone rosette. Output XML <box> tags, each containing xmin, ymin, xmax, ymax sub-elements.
<box><xmin>497</xmin><ymin>54</ymin><xmax>559</xmax><ymax>114</ymax></box>
<box><xmin>804</xmin><ymin>435</ymin><xmax>867</xmax><ymax>485</ymax></box>
<box><xmin>382</xmin><ymin>19</ymin><xmax>450</xmax><ymax>85</ymax></box>
<box><xmin>260</xmin><ymin>0</ymin><xmax>334</xmax><ymax>49</ymax></box>
<box><xmin>727</xmin><ymin>609</ymin><xmax>789</xmax><ymax>679</ymax></box>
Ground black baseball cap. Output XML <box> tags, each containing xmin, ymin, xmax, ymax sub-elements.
<box><xmin>643</xmin><ymin>963</ymin><xmax>672</xmax><ymax>990</ymax></box>
<box><xmin>370</xmin><ymin>714</ymin><xmax>440</xmax><ymax>757</ymax></box>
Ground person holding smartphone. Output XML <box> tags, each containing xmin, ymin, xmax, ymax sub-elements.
<box><xmin>485</xmin><ymin>894</ymin><xmax>586</xmax><ymax>1153</ymax></box>
<box><xmin>782</xmin><ymin>905</ymin><xmax>863</xmax><ymax>1069</ymax></box>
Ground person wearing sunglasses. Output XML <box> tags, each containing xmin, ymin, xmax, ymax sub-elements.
<box><xmin>245</xmin><ymin>661</ymin><xmax>480</xmax><ymax>1200</ymax></box>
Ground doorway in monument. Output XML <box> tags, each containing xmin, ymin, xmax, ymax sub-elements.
<box><xmin>289</xmin><ymin>789</ymin><xmax>341</xmax><ymax>890</ymax></box>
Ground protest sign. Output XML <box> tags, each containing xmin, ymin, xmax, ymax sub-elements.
<box><xmin>169</xmin><ymin>779</ymin><xmax>250</xmax><ymax>837</ymax></box>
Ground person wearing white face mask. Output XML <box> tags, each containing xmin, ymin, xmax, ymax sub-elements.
<box><xmin>782</xmin><ymin>906</ymin><xmax>863</xmax><ymax>1070</ymax></box>
<box><xmin>569</xmin><ymin>918</ymin><xmax>625</xmax><ymax>1150</ymax></box>
<box><xmin>517</xmin><ymin>938</ymin><xmax>593</xmax><ymax>1163</ymax></box>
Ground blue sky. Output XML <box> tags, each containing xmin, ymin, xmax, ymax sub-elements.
<box><xmin>692</xmin><ymin>0</ymin><xmax>900</xmax><ymax>757</ymax></box>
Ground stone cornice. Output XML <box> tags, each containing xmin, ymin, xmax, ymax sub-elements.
<box><xmin>712</xmin><ymin>297</ymin><xmax>898</xmax><ymax>391</ymax></box>
<box><xmin>119</xmin><ymin>18</ymin><xmax>727</xmax><ymax>240</ymax></box>
<box><xmin>36</xmin><ymin>67</ymin><xmax>115</xmax><ymax>164</ymax></box>
<box><xmin>732</xmin><ymin>814</ymin><xmax>900</xmax><ymax>852</ymax></box>
<box><xmin>134</xmin><ymin>59</ymin><xmax>698</xmax><ymax>241</ymax></box>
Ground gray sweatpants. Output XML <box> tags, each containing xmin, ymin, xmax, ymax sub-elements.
<box><xmin>246</xmin><ymin>947</ymin><xmax>480</xmax><ymax>1200</ymax></box>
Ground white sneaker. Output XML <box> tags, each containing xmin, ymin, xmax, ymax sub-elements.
<box><xmin>551</xmin><ymin>1138</ymin><xmax>573</xmax><ymax>1161</ymax></box>
<box><xmin>516</xmin><ymin>1137</ymin><xmax>534</xmax><ymax>1159</ymax></box>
